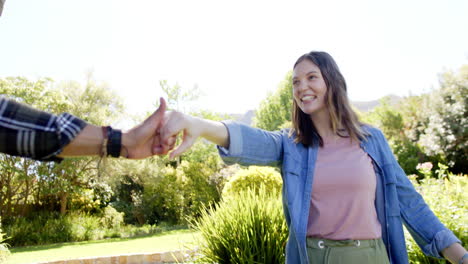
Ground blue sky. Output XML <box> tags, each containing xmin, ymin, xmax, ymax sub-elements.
<box><xmin>1</xmin><ymin>0</ymin><xmax>467</xmax><ymax>118</ymax></box>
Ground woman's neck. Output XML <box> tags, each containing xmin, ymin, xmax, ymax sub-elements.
<box><xmin>310</xmin><ymin>111</ymin><xmax>335</xmax><ymax>139</ymax></box>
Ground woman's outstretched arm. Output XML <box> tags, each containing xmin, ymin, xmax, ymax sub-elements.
<box><xmin>158</xmin><ymin>111</ymin><xmax>229</xmax><ymax>159</ymax></box>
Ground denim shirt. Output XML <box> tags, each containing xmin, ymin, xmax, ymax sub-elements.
<box><xmin>217</xmin><ymin>121</ymin><xmax>461</xmax><ymax>264</ymax></box>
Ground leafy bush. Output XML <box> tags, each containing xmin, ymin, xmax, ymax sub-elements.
<box><xmin>4</xmin><ymin>212</ymin><xmax>71</xmax><ymax>246</ymax></box>
<box><xmin>99</xmin><ymin>206</ymin><xmax>124</xmax><ymax>229</ymax></box>
<box><xmin>179</xmin><ymin>160</ymin><xmax>221</xmax><ymax>219</ymax></box>
<box><xmin>4</xmin><ymin>211</ymin><xmax>115</xmax><ymax>246</ymax></box>
<box><xmin>222</xmin><ymin>166</ymin><xmax>282</xmax><ymax>198</ymax></box>
<box><xmin>0</xmin><ymin>218</ymin><xmax>10</xmax><ymax>263</ymax></box>
<box><xmin>141</xmin><ymin>158</ymin><xmax>222</xmax><ymax>224</ymax></box>
<box><xmin>142</xmin><ymin>165</ymin><xmax>185</xmax><ymax>224</ymax></box>
<box><xmin>191</xmin><ymin>186</ymin><xmax>288</xmax><ymax>263</ymax></box>
<box><xmin>406</xmin><ymin>174</ymin><xmax>467</xmax><ymax>263</ymax></box>
<box><xmin>418</xmin><ymin>66</ymin><xmax>468</xmax><ymax>173</ymax></box>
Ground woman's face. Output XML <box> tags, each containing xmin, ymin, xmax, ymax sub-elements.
<box><xmin>292</xmin><ymin>59</ymin><xmax>328</xmax><ymax>117</ymax></box>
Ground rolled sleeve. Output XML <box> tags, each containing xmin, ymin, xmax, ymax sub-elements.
<box><xmin>217</xmin><ymin>120</ymin><xmax>244</xmax><ymax>159</ymax></box>
<box><xmin>423</xmin><ymin>229</ymin><xmax>461</xmax><ymax>258</ymax></box>
<box><xmin>216</xmin><ymin>120</ymin><xmax>283</xmax><ymax>167</ymax></box>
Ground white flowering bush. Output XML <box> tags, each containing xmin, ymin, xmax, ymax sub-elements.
<box><xmin>418</xmin><ymin>65</ymin><xmax>468</xmax><ymax>173</ymax></box>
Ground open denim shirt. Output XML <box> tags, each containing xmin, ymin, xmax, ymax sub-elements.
<box><xmin>217</xmin><ymin>121</ymin><xmax>460</xmax><ymax>264</ymax></box>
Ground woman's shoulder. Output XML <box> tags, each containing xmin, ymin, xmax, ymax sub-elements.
<box><xmin>361</xmin><ymin>124</ymin><xmax>385</xmax><ymax>139</ymax></box>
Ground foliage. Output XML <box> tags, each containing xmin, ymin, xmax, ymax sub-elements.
<box><xmin>191</xmin><ymin>186</ymin><xmax>288</xmax><ymax>264</ymax></box>
<box><xmin>0</xmin><ymin>217</ymin><xmax>10</xmax><ymax>263</ymax></box>
<box><xmin>222</xmin><ymin>166</ymin><xmax>283</xmax><ymax>199</ymax></box>
<box><xmin>99</xmin><ymin>206</ymin><xmax>124</xmax><ymax>229</ymax></box>
<box><xmin>418</xmin><ymin>65</ymin><xmax>468</xmax><ymax>173</ymax></box>
<box><xmin>141</xmin><ymin>159</ymin><xmax>222</xmax><ymax>224</ymax></box>
<box><xmin>362</xmin><ymin>97</ymin><xmax>427</xmax><ymax>175</ymax></box>
<box><xmin>405</xmin><ymin>174</ymin><xmax>467</xmax><ymax>263</ymax></box>
<box><xmin>254</xmin><ymin>71</ymin><xmax>293</xmax><ymax>131</ymax></box>
<box><xmin>3</xmin><ymin>207</ymin><xmax>160</xmax><ymax>247</ymax></box>
<box><xmin>361</xmin><ymin>65</ymin><xmax>467</xmax><ymax>175</ymax></box>
<box><xmin>109</xmin><ymin>158</ymin><xmax>165</xmax><ymax>225</ymax></box>
<box><xmin>179</xmin><ymin>159</ymin><xmax>221</xmax><ymax>219</ymax></box>
<box><xmin>0</xmin><ymin>76</ymin><xmax>124</xmax><ymax>221</ymax></box>
<box><xmin>142</xmin><ymin>165</ymin><xmax>185</xmax><ymax>224</ymax></box>
<box><xmin>159</xmin><ymin>79</ymin><xmax>201</xmax><ymax>112</ymax></box>
<box><xmin>0</xmin><ymin>77</ymin><xmax>66</xmax><ymax>111</ymax></box>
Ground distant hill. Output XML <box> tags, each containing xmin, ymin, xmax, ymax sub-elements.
<box><xmin>231</xmin><ymin>110</ymin><xmax>255</xmax><ymax>125</ymax></box>
<box><xmin>352</xmin><ymin>94</ymin><xmax>402</xmax><ymax>112</ymax></box>
<box><xmin>230</xmin><ymin>95</ymin><xmax>402</xmax><ymax>125</ymax></box>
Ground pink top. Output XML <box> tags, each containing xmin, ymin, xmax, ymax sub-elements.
<box><xmin>306</xmin><ymin>136</ymin><xmax>382</xmax><ymax>240</ymax></box>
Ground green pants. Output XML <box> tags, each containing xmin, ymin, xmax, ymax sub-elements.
<box><xmin>306</xmin><ymin>237</ymin><xmax>390</xmax><ymax>264</ymax></box>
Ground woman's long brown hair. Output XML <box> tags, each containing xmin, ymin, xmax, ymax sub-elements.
<box><xmin>290</xmin><ymin>51</ymin><xmax>368</xmax><ymax>146</ymax></box>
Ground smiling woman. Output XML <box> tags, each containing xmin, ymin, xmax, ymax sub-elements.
<box><xmin>291</xmin><ymin>52</ymin><xmax>365</xmax><ymax>147</ymax></box>
<box><xmin>158</xmin><ymin>51</ymin><xmax>467</xmax><ymax>264</ymax></box>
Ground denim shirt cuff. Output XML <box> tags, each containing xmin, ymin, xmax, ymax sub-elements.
<box><xmin>423</xmin><ymin>229</ymin><xmax>461</xmax><ymax>258</ymax></box>
<box><xmin>217</xmin><ymin>120</ymin><xmax>243</xmax><ymax>157</ymax></box>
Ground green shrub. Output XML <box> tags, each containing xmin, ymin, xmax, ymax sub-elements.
<box><xmin>3</xmin><ymin>209</ymin><xmax>184</xmax><ymax>247</ymax></box>
<box><xmin>406</xmin><ymin>174</ymin><xmax>467</xmax><ymax>263</ymax></box>
<box><xmin>222</xmin><ymin>166</ymin><xmax>282</xmax><ymax>198</ymax></box>
<box><xmin>191</xmin><ymin>186</ymin><xmax>288</xmax><ymax>263</ymax></box>
<box><xmin>142</xmin><ymin>165</ymin><xmax>185</xmax><ymax>224</ymax></box>
<box><xmin>179</xmin><ymin>160</ymin><xmax>221</xmax><ymax>219</ymax></box>
<box><xmin>3</xmin><ymin>212</ymin><xmax>70</xmax><ymax>246</ymax></box>
<box><xmin>99</xmin><ymin>206</ymin><xmax>124</xmax><ymax>229</ymax></box>
<box><xmin>0</xmin><ymin>218</ymin><xmax>10</xmax><ymax>263</ymax></box>
<box><xmin>69</xmin><ymin>212</ymin><xmax>104</xmax><ymax>241</ymax></box>
<box><xmin>4</xmin><ymin>212</ymin><xmax>108</xmax><ymax>246</ymax></box>
<box><xmin>141</xmin><ymin>160</ymin><xmax>222</xmax><ymax>224</ymax></box>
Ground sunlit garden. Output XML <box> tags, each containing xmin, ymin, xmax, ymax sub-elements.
<box><xmin>1</xmin><ymin>63</ymin><xmax>466</xmax><ymax>263</ymax></box>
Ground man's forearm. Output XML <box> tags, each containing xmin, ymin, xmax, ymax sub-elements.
<box><xmin>58</xmin><ymin>124</ymin><xmax>102</xmax><ymax>157</ymax></box>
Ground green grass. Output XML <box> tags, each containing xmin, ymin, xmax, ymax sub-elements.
<box><xmin>8</xmin><ymin>229</ymin><xmax>199</xmax><ymax>264</ymax></box>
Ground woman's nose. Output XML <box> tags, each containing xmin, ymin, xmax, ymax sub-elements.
<box><xmin>296</xmin><ymin>80</ymin><xmax>308</xmax><ymax>92</ymax></box>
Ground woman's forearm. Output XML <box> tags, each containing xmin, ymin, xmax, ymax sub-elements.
<box><xmin>160</xmin><ymin>111</ymin><xmax>230</xmax><ymax>159</ymax></box>
<box><xmin>195</xmin><ymin>116</ymin><xmax>229</xmax><ymax>148</ymax></box>
<box><xmin>442</xmin><ymin>243</ymin><xmax>468</xmax><ymax>264</ymax></box>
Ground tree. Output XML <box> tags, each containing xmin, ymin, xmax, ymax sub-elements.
<box><xmin>159</xmin><ymin>80</ymin><xmax>201</xmax><ymax>112</ymax></box>
<box><xmin>0</xmin><ymin>76</ymin><xmax>124</xmax><ymax>219</ymax></box>
<box><xmin>253</xmin><ymin>71</ymin><xmax>293</xmax><ymax>131</ymax></box>
<box><xmin>361</xmin><ymin>97</ymin><xmax>427</xmax><ymax>175</ymax></box>
<box><xmin>0</xmin><ymin>77</ymin><xmax>63</xmax><ymax>219</ymax></box>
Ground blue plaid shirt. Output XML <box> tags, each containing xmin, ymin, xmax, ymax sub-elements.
<box><xmin>0</xmin><ymin>97</ymin><xmax>87</xmax><ymax>161</ymax></box>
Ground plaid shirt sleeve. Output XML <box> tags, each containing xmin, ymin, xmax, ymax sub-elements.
<box><xmin>0</xmin><ymin>97</ymin><xmax>87</xmax><ymax>161</ymax></box>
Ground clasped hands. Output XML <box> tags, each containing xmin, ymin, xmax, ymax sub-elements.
<box><xmin>125</xmin><ymin>97</ymin><xmax>204</xmax><ymax>159</ymax></box>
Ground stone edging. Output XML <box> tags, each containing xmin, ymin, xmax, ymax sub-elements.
<box><xmin>35</xmin><ymin>250</ymin><xmax>194</xmax><ymax>264</ymax></box>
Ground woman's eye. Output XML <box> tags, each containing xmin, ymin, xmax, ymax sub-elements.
<box><xmin>309</xmin><ymin>76</ymin><xmax>316</xmax><ymax>80</ymax></box>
